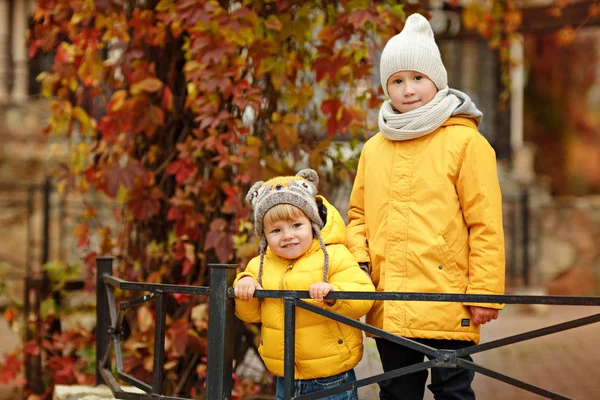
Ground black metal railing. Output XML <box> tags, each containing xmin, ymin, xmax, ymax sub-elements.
<box><xmin>95</xmin><ymin>257</ymin><xmax>600</xmax><ymax>400</ymax></box>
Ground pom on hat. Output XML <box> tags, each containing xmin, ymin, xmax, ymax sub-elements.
<box><xmin>379</xmin><ymin>13</ymin><xmax>448</xmax><ymax>96</ymax></box>
<box><xmin>246</xmin><ymin>169</ymin><xmax>329</xmax><ymax>285</ymax></box>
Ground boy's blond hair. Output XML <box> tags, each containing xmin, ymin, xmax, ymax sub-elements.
<box><xmin>263</xmin><ymin>204</ymin><xmax>308</xmax><ymax>228</ymax></box>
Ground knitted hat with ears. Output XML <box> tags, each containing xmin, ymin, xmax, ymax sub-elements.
<box><xmin>379</xmin><ymin>13</ymin><xmax>448</xmax><ymax>96</ymax></box>
<box><xmin>246</xmin><ymin>169</ymin><xmax>329</xmax><ymax>285</ymax></box>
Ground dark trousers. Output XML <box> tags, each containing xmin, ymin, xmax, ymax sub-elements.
<box><xmin>375</xmin><ymin>338</ymin><xmax>476</xmax><ymax>400</ymax></box>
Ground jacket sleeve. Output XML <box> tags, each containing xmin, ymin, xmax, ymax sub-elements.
<box><xmin>456</xmin><ymin>133</ymin><xmax>505</xmax><ymax>309</ymax></box>
<box><xmin>233</xmin><ymin>259</ymin><xmax>262</xmax><ymax>323</ymax></box>
<box><xmin>305</xmin><ymin>245</ymin><xmax>374</xmax><ymax>319</ymax></box>
<box><xmin>347</xmin><ymin>149</ymin><xmax>371</xmax><ymax>264</ymax></box>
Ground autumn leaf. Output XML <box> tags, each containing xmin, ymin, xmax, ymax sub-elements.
<box><xmin>3</xmin><ymin>308</ymin><xmax>18</xmax><ymax>324</ymax></box>
<box><xmin>130</xmin><ymin>77</ymin><xmax>164</xmax><ymax>95</ymax></box>
<box><xmin>137</xmin><ymin>306</ymin><xmax>155</xmax><ymax>334</ymax></box>
<box><xmin>0</xmin><ymin>353</ymin><xmax>26</xmax><ymax>387</ymax></box>
<box><xmin>346</xmin><ymin>9</ymin><xmax>380</xmax><ymax>29</ymax></box>
<box><xmin>108</xmin><ymin>90</ymin><xmax>128</xmax><ymax>112</ymax></box>
<box><xmin>264</xmin><ymin>15</ymin><xmax>282</xmax><ymax>31</ymax></box>
<box><xmin>556</xmin><ymin>26</ymin><xmax>576</xmax><ymax>46</ymax></box>
<box><xmin>103</xmin><ymin>161</ymin><xmax>148</xmax><ymax>197</ymax></box>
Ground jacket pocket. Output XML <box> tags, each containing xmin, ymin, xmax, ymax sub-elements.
<box><xmin>436</xmin><ymin>234</ymin><xmax>466</xmax><ymax>290</ymax></box>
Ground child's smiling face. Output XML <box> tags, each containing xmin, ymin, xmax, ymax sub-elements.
<box><xmin>386</xmin><ymin>70</ymin><xmax>438</xmax><ymax>113</ymax></box>
<box><xmin>264</xmin><ymin>213</ymin><xmax>313</xmax><ymax>260</ymax></box>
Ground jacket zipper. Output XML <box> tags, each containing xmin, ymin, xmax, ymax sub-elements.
<box><xmin>280</xmin><ymin>259</ymin><xmax>294</xmax><ymax>290</ymax></box>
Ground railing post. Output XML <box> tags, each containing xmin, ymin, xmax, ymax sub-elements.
<box><xmin>283</xmin><ymin>298</ymin><xmax>296</xmax><ymax>400</ymax></box>
<box><xmin>521</xmin><ymin>188</ymin><xmax>530</xmax><ymax>286</ymax></box>
<box><xmin>152</xmin><ymin>291</ymin><xmax>166</xmax><ymax>395</ymax></box>
<box><xmin>96</xmin><ymin>257</ymin><xmax>113</xmax><ymax>386</ymax></box>
<box><xmin>206</xmin><ymin>264</ymin><xmax>237</xmax><ymax>400</ymax></box>
<box><xmin>41</xmin><ymin>177</ymin><xmax>51</xmax><ymax>266</ymax></box>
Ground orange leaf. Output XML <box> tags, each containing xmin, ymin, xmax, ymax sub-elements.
<box><xmin>556</xmin><ymin>26</ymin><xmax>576</xmax><ymax>46</ymax></box>
<box><xmin>264</xmin><ymin>15</ymin><xmax>282</xmax><ymax>31</ymax></box>
<box><xmin>162</xmin><ymin>86</ymin><xmax>174</xmax><ymax>110</ymax></box>
<box><xmin>3</xmin><ymin>308</ymin><xmax>18</xmax><ymax>324</ymax></box>
<box><xmin>130</xmin><ymin>77</ymin><xmax>164</xmax><ymax>95</ymax></box>
<box><xmin>282</xmin><ymin>113</ymin><xmax>301</xmax><ymax>124</ymax></box>
<box><xmin>272</xmin><ymin>123</ymin><xmax>298</xmax><ymax>151</ymax></box>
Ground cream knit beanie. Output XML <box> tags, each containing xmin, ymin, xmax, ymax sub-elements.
<box><xmin>380</xmin><ymin>13</ymin><xmax>447</xmax><ymax>96</ymax></box>
<box><xmin>245</xmin><ymin>169</ymin><xmax>329</xmax><ymax>285</ymax></box>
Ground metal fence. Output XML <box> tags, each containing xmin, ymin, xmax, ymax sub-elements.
<box><xmin>95</xmin><ymin>257</ymin><xmax>600</xmax><ymax>400</ymax></box>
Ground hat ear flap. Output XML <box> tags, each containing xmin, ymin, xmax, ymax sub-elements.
<box><xmin>296</xmin><ymin>168</ymin><xmax>319</xmax><ymax>189</ymax></box>
<box><xmin>246</xmin><ymin>181</ymin><xmax>264</xmax><ymax>205</ymax></box>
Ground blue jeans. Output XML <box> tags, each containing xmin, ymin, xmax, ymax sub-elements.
<box><xmin>276</xmin><ymin>369</ymin><xmax>358</xmax><ymax>400</ymax></box>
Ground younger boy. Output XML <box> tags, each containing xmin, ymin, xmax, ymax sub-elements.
<box><xmin>235</xmin><ymin>169</ymin><xmax>375</xmax><ymax>400</ymax></box>
<box><xmin>347</xmin><ymin>13</ymin><xmax>506</xmax><ymax>400</ymax></box>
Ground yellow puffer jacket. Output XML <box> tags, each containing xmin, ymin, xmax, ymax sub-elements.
<box><xmin>234</xmin><ymin>196</ymin><xmax>375</xmax><ymax>379</ymax></box>
<box><xmin>347</xmin><ymin>117</ymin><xmax>505</xmax><ymax>344</ymax></box>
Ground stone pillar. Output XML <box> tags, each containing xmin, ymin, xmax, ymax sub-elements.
<box><xmin>0</xmin><ymin>0</ymin><xmax>10</xmax><ymax>102</ymax></box>
<box><xmin>510</xmin><ymin>34</ymin><xmax>525</xmax><ymax>150</ymax></box>
<box><xmin>460</xmin><ymin>40</ymin><xmax>479</xmax><ymax>97</ymax></box>
<box><xmin>12</xmin><ymin>0</ymin><xmax>29</xmax><ymax>102</ymax></box>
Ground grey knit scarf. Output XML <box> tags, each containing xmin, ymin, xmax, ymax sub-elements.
<box><xmin>378</xmin><ymin>87</ymin><xmax>483</xmax><ymax>141</ymax></box>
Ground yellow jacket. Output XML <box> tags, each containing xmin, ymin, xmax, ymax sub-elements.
<box><xmin>347</xmin><ymin>117</ymin><xmax>505</xmax><ymax>343</ymax></box>
<box><xmin>235</xmin><ymin>196</ymin><xmax>375</xmax><ymax>379</ymax></box>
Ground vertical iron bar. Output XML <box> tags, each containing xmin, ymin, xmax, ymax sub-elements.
<box><xmin>96</xmin><ymin>257</ymin><xmax>114</xmax><ymax>385</ymax></box>
<box><xmin>521</xmin><ymin>188</ymin><xmax>530</xmax><ymax>286</ymax></box>
<box><xmin>58</xmin><ymin>188</ymin><xmax>66</xmax><ymax>261</ymax></box>
<box><xmin>206</xmin><ymin>264</ymin><xmax>237</xmax><ymax>400</ymax></box>
<box><xmin>152</xmin><ymin>291</ymin><xmax>166</xmax><ymax>394</ymax></box>
<box><xmin>509</xmin><ymin>195</ymin><xmax>517</xmax><ymax>285</ymax></box>
<box><xmin>26</xmin><ymin>187</ymin><xmax>34</xmax><ymax>278</ymax></box>
<box><xmin>283</xmin><ymin>298</ymin><xmax>296</xmax><ymax>400</ymax></box>
<box><xmin>23</xmin><ymin>188</ymin><xmax>34</xmax><ymax>393</ymax></box>
<box><xmin>41</xmin><ymin>177</ymin><xmax>51</xmax><ymax>265</ymax></box>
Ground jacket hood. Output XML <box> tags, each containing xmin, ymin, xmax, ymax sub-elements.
<box><xmin>449</xmin><ymin>88</ymin><xmax>483</xmax><ymax>126</ymax></box>
<box><xmin>315</xmin><ymin>195</ymin><xmax>347</xmax><ymax>247</ymax></box>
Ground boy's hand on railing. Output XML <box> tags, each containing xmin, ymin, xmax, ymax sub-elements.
<box><xmin>469</xmin><ymin>306</ymin><xmax>499</xmax><ymax>325</ymax></box>
<box><xmin>309</xmin><ymin>282</ymin><xmax>335</xmax><ymax>303</ymax></box>
<box><xmin>234</xmin><ymin>277</ymin><xmax>262</xmax><ymax>300</ymax></box>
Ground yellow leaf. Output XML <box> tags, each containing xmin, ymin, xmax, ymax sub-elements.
<box><xmin>78</xmin><ymin>178</ymin><xmax>89</xmax><ymax>193</ymax></box>
<box><xmin>109</xmin><ymin>90</ymin><xmax>128</xmax><ymax>112</ymax></box>
<box><xmin>183</xmin><ymin>60</ymin><xmax>201</xmax><ymax>74</ymax></box>
<box><xmin>148</xmin><ymin>145</ymin><xmax>160</xmax><ymax>164</ymax></box>
<box><xmin>117</xmin><ymin>185</ymin><xmax>129</xmax><ymax>204</ymax></box>
<box><xmin>156</xmin><ymin>0</ymin><xmax>175</xmax><ymax>12</ymax></box>
<box><xmin>71</xmin><ymin>12</ymin><xmax>83</xmax><ymax>24</ymax></box>
<box><xmin>246</xmin><ymin>136</ymin><xmax>261</xmax><ymax>147</ymax></box>
<box><xmin>73</xmin><ymin>107</ymin><xmax>92</xmax><ymax>135</ymax></box>
<box><xmin>270</xmin><ymin>69</ymin><xmax>286</xmax><ymax>90</ymax></box>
